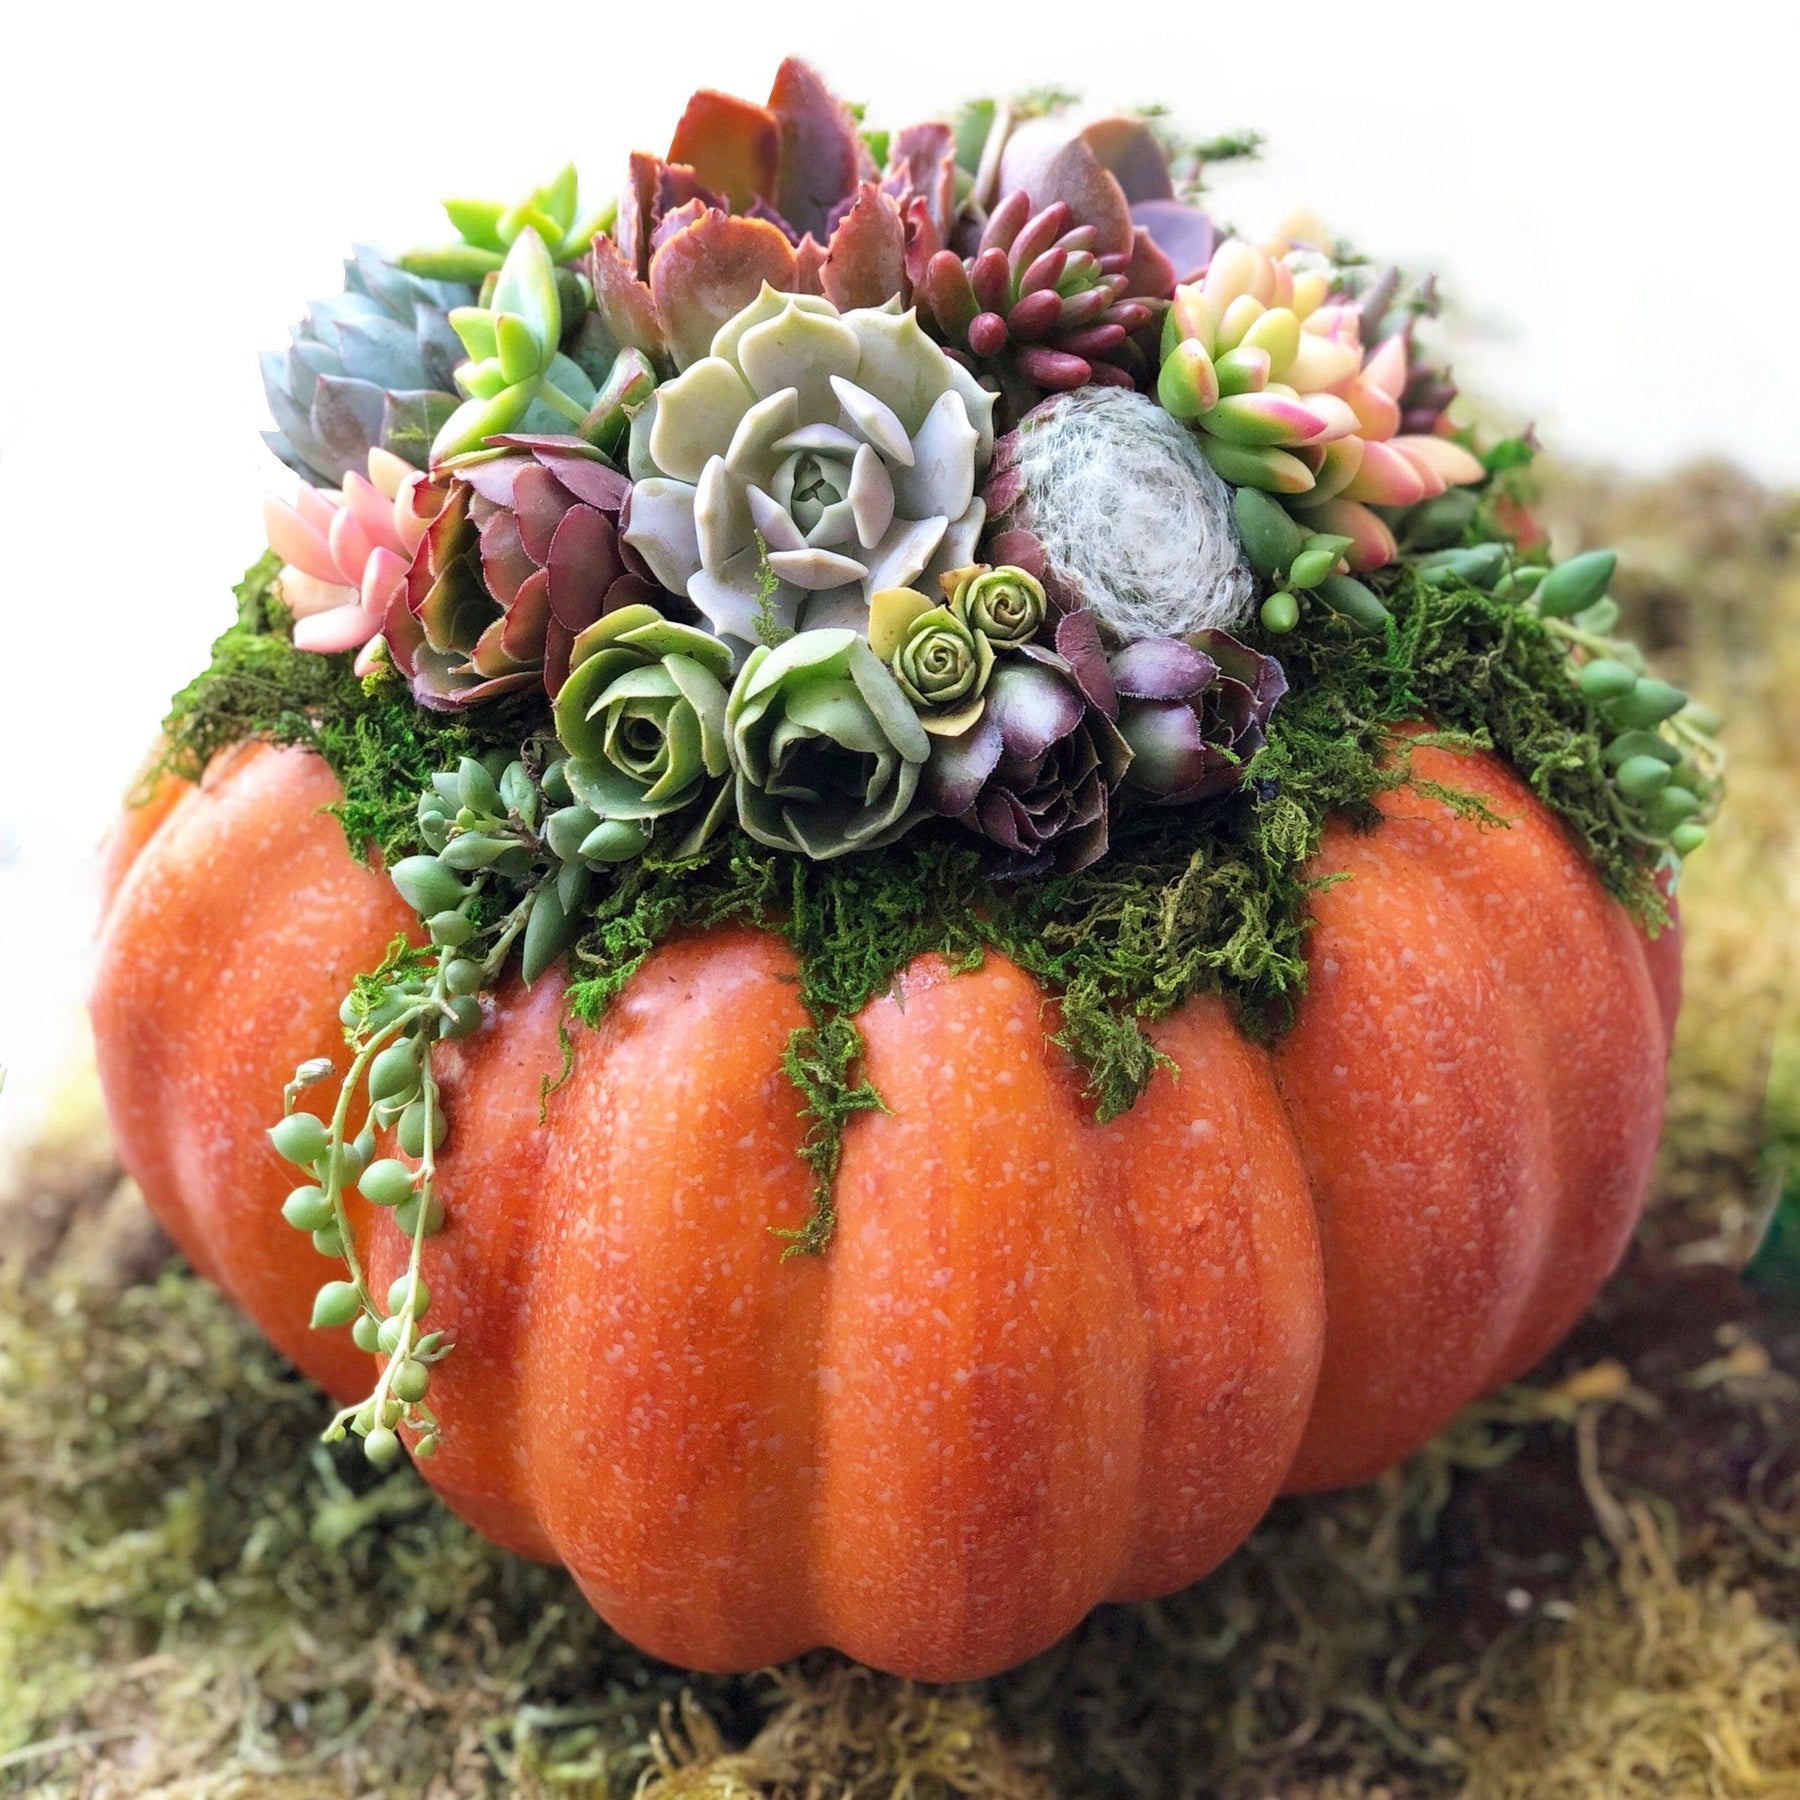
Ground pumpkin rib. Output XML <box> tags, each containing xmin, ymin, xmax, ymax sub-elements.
<box><xmin>514</xmin><ymin>930</ymin><xmax>826</xmax><ymax>1671</ymax></box>
<box><xmin>1099</xmin><ymin>997</ymin><xmax>1325</xmax><ymax>1604</ymax></box>
<box><xmin>92</xmin><ymin>743</ymin><xmax>412</xmax><ymax>1405</ymax></box>
<box><xmin>810</xmin><ymin>953</ymin><xmax>1150</xmax><ymax>1679</ymax></box>
<box><xmin>1274</xmin><ymin>807</ymin><xmax>1556</xmax><ymax>1492</ymax></box>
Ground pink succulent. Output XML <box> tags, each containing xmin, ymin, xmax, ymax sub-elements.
<box><xmin>1156</xmin><ymin>238</ymin><xmax>1484</xmax><ymax>570</ymax></box>
<box><xmin>262</xmin><ymin>447</ymin><xmax>429</xmax><ymax>667</ymax></box>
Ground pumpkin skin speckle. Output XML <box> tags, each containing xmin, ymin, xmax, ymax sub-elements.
<box><xmin>90</xmin><ymin>737</ymin><xmax>1674</xmax><ymax>1681</ymax></box>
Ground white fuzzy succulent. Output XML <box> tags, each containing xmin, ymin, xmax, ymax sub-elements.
<box><xmin>621</xmin><ymin>285</ymin><xmax>997</xmax><ymax>654</ymax></box>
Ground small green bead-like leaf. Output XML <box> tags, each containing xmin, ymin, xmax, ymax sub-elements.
<box><xmin>387</xmin><ymin>1275</ymin><xmax>431</xmax><ymax>1319</ymax></box>
<box><xmin>269</xmin><ymin>1112</ymin><xmax>329</xmax><ymax>1167</ymax></box>
<box><xmin>311</xmin><ymin>1281</ymin><xmax>362</xmax><ymax>1330</ymax></box>
<box><xmin>1616</xmin><ymin>753</ymin><xmax>1673</xmax><ymax>799</ymax></box>
<box><xmin>427</xmin><ymin>909</ymin><xmax>473</xmax><ymax>947</ymax></box>
<box><xmin>443</xmin><ymin>959</ymin><xmax>483</xmax><ymax>996</ymax></box>
<box><xmin>363</xmin><ymin>1426</ymin><xmax>403</xmax><ymax>1468</ymax></box>
<box><xmin>1259</xmin><ymin>590</ymin><xmax>1300</xmax><ymax>634</ymax></box>
<box><xmin>397</xmin><ymin>1099</ymin><xmax>447</xmax><ymax>1158</ymax></box>
<box><xmin>456</xmin><ymin>757</ymin><xmax>502</xmax><ymax>816</ymax></box>
<box><xmin>393</xmin><ymin>1362</ymin><xmax>432</xmax><ymax>1403</ymax></box>
<box><xmin>1577</xmin><ymin>658</ymin><xmax>1639</xmax><ymax>701</ymax></box>
<box><xmin>1536</xmin><ymin>549</ymin><xmax>1616</xmax><ymax>618</ymax></box>
<box><xmin>394</xmin><ymin>1194</ymin><xmax>446</xmax><ymax>1239</ymax></box>
<box><xmin>359</xmin><ymin>1158</ymin><xmax>416</xmax><ymax>1209</ymax></box>
<box><xmin>1606</xmin><ymin>679</ymin><xmax>1687</xmax><ymax>730</ymax></box>
<box><xmin>368</xmin><ymin>1041</ymin><xmax>422</xmax><ymax>1104</ymax></box>
<box><xmin>438</xmin><ymin>995</ymin><xmax>483</xmax><ymax>1040</ymax></box>
<box><xmin>281</xmin><ymin>1185</ymin><xmax>333</xmax><ymax>1233</ymax></box>
<box><xmin>522</xmin><ymin>884</ymin><xmax>578</xmax><ymax>985</ymax></box>
<box><xmin>441</xmin><ymin>832</ymin><xmax>511</xmax><ymax>870</ymax></box>
<box><xmin>352</xmin><ymin>1313</ymin><xmax>382</xmax><ymax>1353</ymax></box>
<box><xmin>1286</xmin><ymin>546</ymin><xmax>1339</xmax><ymax>590</ymax></box>
<box><xmin>1315</xmin><ymin>574</ymin><xmax>1390</xmax><ymax>633</ymax></box>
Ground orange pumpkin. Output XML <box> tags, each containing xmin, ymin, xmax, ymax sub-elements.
<box><xmin>91</xmin><ymin>734</ymin><xmax>1679</xmax><ymax>1680</ymax></box>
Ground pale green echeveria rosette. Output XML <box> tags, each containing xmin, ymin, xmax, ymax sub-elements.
<box><xmin>726</xmin><ymin>629</ymin><xmax>932</xmax><ymax>858</ymax></box>
<box><xmin>868</xmin><ymin>586</ymin><xmax>995</xmax><ymax>736</ymax></box>
<box><xmin>551</xmin><ymin>605</ymin><xmax>736</xmax><ymax>861</ymax></box>
<box><xmin>622</xmin><ymin>286</ymin><xmax>999</xmax><ymax>653</ymax></box>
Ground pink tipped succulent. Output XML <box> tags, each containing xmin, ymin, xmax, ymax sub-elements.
<box><xmin>262</xmin><ymin>447</ymin><xmax>429</xmax><ymax>665</ymax></box>
<box><xmin>1154</xmin><ymin>238</ymin><xmax>1484</xmax><ymax>569</ymax></box>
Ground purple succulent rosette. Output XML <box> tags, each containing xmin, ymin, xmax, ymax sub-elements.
<box><xmin>1111</xmin><ymin>630</ymin><xmax>1287</xmax><ymax>805</ymax></box>
<box><xmin>384</xmin><ymin>436</ymin><xmax>667</xmax><ymax>710</ymax></box>
<box><xmin>924</xmin><ymin>610</ymin><xmax>1132</xmax><ymax>876</ymax></box>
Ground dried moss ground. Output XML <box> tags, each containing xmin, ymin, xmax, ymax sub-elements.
<box><xmin>3</xmin><ymin>461</ymin><xmax>1794</xmax><ymax>1796</ymax></box>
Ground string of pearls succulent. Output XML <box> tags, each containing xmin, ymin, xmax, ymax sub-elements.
<box><xmin>269</xmin><ymin>745</ymin><xmax>628</xmax><ymax>1465</ymax></box>
<box><xmin>1421</xmin><ymin>545</ymin><xmax>1722</xmax><ymax>861</ymax></box>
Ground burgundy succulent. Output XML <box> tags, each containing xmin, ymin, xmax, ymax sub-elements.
<box><xmin>913</xmin><ymin>191</ymin><xmax>1167</xmax><ymax>427</ymax></box>
<box><xmin>924</xmin><ymin>610</ymin><xmax>1132</xmax><ymax>875</ymax></box>
<box><xmin>1110</xmin><ymin>631</ymin><xmax>1287</xmax><ymax>805</ymax></box>
<box><xmin>384</xmin><ymin>435</ymin><xmax>664</xmax><ymax>710</ymax></box>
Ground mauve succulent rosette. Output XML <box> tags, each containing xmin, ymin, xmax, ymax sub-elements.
<box><xmin>242</xmin><ymin>54</ymin><xmax>1716</xmax><ymax>884</ymax></box>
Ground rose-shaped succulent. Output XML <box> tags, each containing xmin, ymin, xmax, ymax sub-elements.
<box><xmin>868</xmin><ymin>588</ymin><xmax>995</xmax><ymax>734</ymax></box>
<box><xmin>725</xmin><ymin>628</ymin><xmax>931</xmax><ymax>858</ymax></box>
<box><xmin>943</xmin><ymin>563</ymin><xmax>1047</xmax><ymax>647</ymax></box>
<box><xmin>924</xmin><ymin>612</ymin><xmax>1132</xmax><ymax>875</ymax></box>
<box><xmin>553</xmin><ymin>604</ymin><xmax>735</xmax><ymax>854</ymax></box>
<box><xmin>384</xmin><ymin>435</ymin><xmax>662</xmax><ymax>709</ymax></box>
<box><xmin>622</xmin><ymin>285</ymin><xmax>997</xmax><ymax>653</ymax></box>
<box><xmin>1110</xmin><ymin>630</ymin><xmax>1287</xmax><ymax>805</ymax></box>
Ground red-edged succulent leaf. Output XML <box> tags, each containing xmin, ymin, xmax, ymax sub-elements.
<box><xmin>884</xmin><ymin>122</ymin><xmax>958</xmax><ymax>238</ymax></box>
<box><xmin>616</xmin><ymin>152</ymin><xmax>662</xmax><ymax>279</ymax></box>
<box><xmin>899</xmin><ymin>194</ymin><xmax>942</xmax><ymax>292</ymax></box>
<box><xmin>477</xmin><ymin>506</ymin><xmax>536</xmax><ymax>606</ymax></box>
<box><xmin>821</xmin><ymin>182</ymin><xmax>907</xmax><ymax>311</ymax></box>
<box><xmin>588</xmin><ymin>236</ymin><xmax>666</xmax><ymax>363</ymax></box>
<box><xmin>1122</xmin><ymin>225</ymin><xmax>1177</xmax><ymax>303</ymax></box>
<box><xmin>652</xmin><ymin>197</ymin><xmax>711</xmax><ymax>258</ymax></box>
<box><xmin>544</xmin><ymin>504</ymin><xmax>623</xmax><ymax>635</ymax></box>
<box><xmin>1109</xmin><ymin>637</ymin><xmax>1217</xmax><ymax>701</ymax></box>
<box><xmin>793</xmin><ymin>233</ymin><xmax>828</xmax><ymax>296</ymax></box>
<box><xmin>649</xmin><ymin>212</ymin><xmax>798</xmax><ymax>370</ymax></box>
<box><xmin>1052</xmin><ymin>609</ymin><xmax>1118</xmax><ymax>715</ymax></box>
<box><xmin>667</xmin><ymin>89</ymin><xmax>780</xmax><ymax>213</ymax></box>
<box><xmin>768</xmin><ymin>56</ymin><xmax>866</xmax><ymax>241</ymax></box>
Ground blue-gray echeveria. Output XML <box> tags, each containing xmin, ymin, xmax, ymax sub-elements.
<box><xmin>621</xmin><ymin>285</ymin><xmax>998</xmax><ymax>654</ymax></box>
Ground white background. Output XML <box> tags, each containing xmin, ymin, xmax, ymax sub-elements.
<box><xmin>1</xmin><ymin>1</ymin><xmax>1795</xmax><ymax>1146</ymax></box>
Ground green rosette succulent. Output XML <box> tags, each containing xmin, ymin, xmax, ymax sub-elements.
<box><xmin>431</xmin><ymin>228</ymin><xmax>604</xmax><ymax>464</ymax></box>
<box><xmin>868</xmin><ymin>587</ymin><xmax>994</xmax><ymax>735</ymax></box>
<box><xmin>725</xmin><ymin>629</ymin><xmax>931</xmax><ymax>858</ymax></box>
<box><xmin>401</xmin><ymin>166</ymin><xmax>613</xmax><ymax>282</ymax></box>
<box><xmin>553</xmin><ymin>605</ymin><xmax>735</xmax><ymax>855</ymax></box>
<box><xmin>944</xmin><ymin>563</ymin><xmax>1047</xmax><ymax>646</ymax></box>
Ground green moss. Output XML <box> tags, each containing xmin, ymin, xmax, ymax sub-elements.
<box><xmin>157</xmin><ymin>556</ymin><xmax>540</xmax><ymax>866</ymax></box>
<box><xmin>159</xmin><ymin>559</ymin><xmax>1666</xmax><ymax>1208</ymax></box>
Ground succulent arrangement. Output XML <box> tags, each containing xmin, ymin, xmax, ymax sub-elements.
<box><xmin>193</xmin><ymin>58</ymin><xmax>1725</xmax><ymax>1465</ymax></box>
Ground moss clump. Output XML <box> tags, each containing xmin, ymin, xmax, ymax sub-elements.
<box><xmin>157</xmin><ymin>554</ymin><xmax>1668</xmax><ymax>1204</ymax></box>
